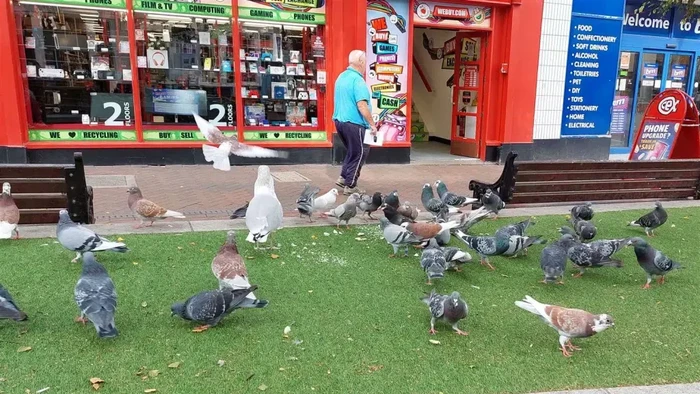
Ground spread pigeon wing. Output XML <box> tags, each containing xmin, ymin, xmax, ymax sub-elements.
<box><xmin>193</xmin><ymin>112</ymin><xmax>228</xmax><ymax>144</ymax></box>
<box><xmin>429</xmin><ymin>293</ymin><xmax>446</xmax><ymax>318</ymax></box>
<box><xmin>233</xmin><ymin>142</ymin><xmax>290</xmax><ymax>159</ymax></box>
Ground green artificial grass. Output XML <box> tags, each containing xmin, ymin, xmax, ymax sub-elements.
<box><xmin>1</xmin><ymin>208</ymin><xmax>699</xmax><ymax>394</ymax></box>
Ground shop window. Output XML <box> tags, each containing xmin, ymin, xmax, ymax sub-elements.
<box><xmin>693</xmin><ymin>56</ymin><xmax>700</xmax><ymax>109</ymax></box>
<box><xmin>134</xmin><ymin>14</ymin><xmax>235</xmax><ymax>127</ymax></box>
<box><xmin>15</xmin><ymin>6</ymin><xmax>132</xmax><ymax>128</ymax></box>
<box><xmin>610</xmin><ymin>51</ymin><xmax>639</xmax><ymax>148</ymax></box>
<box><xmin>239</xmin><ymin>22</ymin><xmax>325</xmax><ymax>129</ymax></box>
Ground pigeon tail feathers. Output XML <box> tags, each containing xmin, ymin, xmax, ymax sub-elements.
<box><xmin>0</xmin><ymin>222</ymin><xmax>16</xmax><ymax>239</ymax></box>
<box><xmin>161</xmin><ymin>210</ymin><xmax>186</xmax><ymax>219</ymax></box>
<box><xmin>439</xmin><ymin>221</ymin><xmax>460</xmax><ymax>232</ymax></box>
<box><xmin>202</xmin><ymin>143</ymin><xmax>232</xmax><ymax>171</ymax></box>
<box><xmin>97</xmin><ymin>324</ymin><xmax>118</xmax><ymax>338</ymax></box>
<box><xmin>238</xmin><ymin>298</ymin><xmax>269</xmax><ymax>308</ymax></box>
<box><xmin>91</xmin><ymin>241</ymin><xmax>129</xmax><ymax>253</ymax></box>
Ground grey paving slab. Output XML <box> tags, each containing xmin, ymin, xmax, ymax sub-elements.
<box><xmin>608</xmin><ymin>383</ymin><xmax>700</xmax><ymax>394</ymax></box>
<box><xmin>533</xmin><ymin>389</ymin><xmax>609</xmax><ymax>394</ymax></box>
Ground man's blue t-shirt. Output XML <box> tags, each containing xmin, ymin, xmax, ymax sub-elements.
<box><xmin>332</xmin><ymin>67</ymin><xmax>371</xmax><ymax>127</ymax></box>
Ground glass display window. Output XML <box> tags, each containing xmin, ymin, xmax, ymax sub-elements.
<box><xmin>15</xmin><ymin>5</ymin><xmax>133</xmax><ymax>128</ymax></box>
<box><xmin>134</xmin><ymin>14</ymin><xmax>236</xmax><ymax>128</ymax></box>
<box><xmin>238</xmin><ymin>21</ymin><xmax>325</xmax><ymax>129</ymax></box>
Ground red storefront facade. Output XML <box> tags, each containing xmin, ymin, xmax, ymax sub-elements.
<box><xmin>0</xmin><ymin>0</ymin><xmax>542</xmax><ymax>164</ymax></box>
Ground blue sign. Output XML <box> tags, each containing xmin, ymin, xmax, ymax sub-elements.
<box><xmin>561</xmin><ymin>10</ymin><xmax>623</xmax><ymax>137</ymax></box>
<box><xmin>622</xmin><ymin>1</ymin><xmax>672</xmax><ymax>36</ymax></box>
<box><xmin>573</xmin><ymin>0</ymin><xmax>623</xmax><ymax>18</ymax></box>
<box><xmin>672</xmin><ymin>11</ymin><xmax>700</xmax><ymax>39</ymax></box>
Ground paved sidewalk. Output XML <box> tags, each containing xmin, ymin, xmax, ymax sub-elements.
<box><xmin>84</xmin><ymin>162</ymin><xmax>502</xmax><ymax>224</ymax></box>
<box><xmin>532</xmin><ymin>382</ymin><xmax>700</xmax><ymax>394</ymax></box>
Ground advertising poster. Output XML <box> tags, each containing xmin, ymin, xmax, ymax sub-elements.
<box><xmin>631</xmin><ymin>120</ymin><xmax>679</xmax><ymax>160</ymax></box>
<box><xmin>366</xmin><ymin>0</ymin><xmax>409</xmax><ymax>143</ymax></box>
<box><xmin>238</xmin><ymin>0</ymin><xmax>326</xmax><ymax>24</ymax></box>
<box><xmin>610</xmin><ymin>96</ymin><xmax>629</xmax><ymax>134</ymax></box>
<box><xmin>413</xmin><ymin>1</ymin><xmax>491</xmax><ymax>29</ymax></box>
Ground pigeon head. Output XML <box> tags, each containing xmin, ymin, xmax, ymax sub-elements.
<box><xmin>426</xmin><ymin>238</ymin><xmax>440</xmax><ymax>249</ymax></box>
<box><xmin>126</xmin><ymin>186</ymin><xmax>142</xmax><ymax>196</ymax></box>
<box><xmin>58</xmin><ymin>209</ymin><xmax>73</xmax><ymax>225</ymax></box>
<box><xmin>627</xmin><ymin>237</ymin><xmax>648</xmax><ymax>247</ymax></box>
<box><xmin>449</xmin><ymin>291</ymin><xmax>462</xmax><ymax>308</ymax></box>
<box><xmin>171</xmin><ymin>302</ymin><xmax>187</xmax><ymax>318</ymax></box>
<box><xmin>371</xmin><ymin>192</ymin><xmax>383</xmax><ymax>205</ymax></box>
<box><xmin>592</xmin><ymin>314</ymin><xmax>615</xmax><ymax>332</ymax></box>
<box><xmin>384</xmin><ymin>191</ymin><xmax>399</xmax><ymax>208</ymax></box>
<box><xmin>421</xmin><ymin>184</ymin><xmax>434</xmax><ymax>202</ymax></box>
<box><xmin>225</xmin><ymin>231</ymin><xmax>237</xmax><ymax>245</ymax></box>
<box><xmin>81</xmin><ymin>252</ymin><xmax>108</xmax><ymax>276</ymax></box>
<box><xmin>654</xmin><ymin>201</ymin><xmax>663</xmax><ymax>209</ymax></box>
<box><xmin>378</xmin><ymin>217</ymin><xmax>390</xmax><ymax>229</ymax></box>
<box><xmin>347</xmin><ymin>193</ymin><xmax>361</xmax><ymax>203</ymax></box>
<box><xmin>330</xmin><ymin>188</ymin><xmax>339</xmax><ymax>196</ymax></box>
<box><xmin>434</xmin><ymin>180</ymin><xmax>447</xmax><ymax>197</ymax></box>
<box><xmin>2</xmin><ymin>182</ymin><xmax>10</xmax><ymax>195</ymax></box>
<box><xmin>254</xmin><ymin>165</ymin><xmax>274</xmax><ymax>191</ymax></box>
<box><xmin>585</xmin><ymin>202</ymin><xmax>592</xmax><ymax>207</ymax></box>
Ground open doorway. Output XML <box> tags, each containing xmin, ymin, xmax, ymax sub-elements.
<box><xmin>411</xmin><ymin>27</ymin><xmax>487</xmax><ymax>162</ymax></box>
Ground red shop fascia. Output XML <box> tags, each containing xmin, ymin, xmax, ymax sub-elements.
<box><xmin>0</xmin><ymin>0</ymin><xmax>541</xmax><ymax>164</ymax></box>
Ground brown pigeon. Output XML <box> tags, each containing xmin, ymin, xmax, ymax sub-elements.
<box><xmin>211</xmin><ymin>231</ymin><xmax>268</xmax><ymax>307</ymax></box>
<box><xmin>127</xmin><ymin>186</ymin><xmax>185</xmax><ymax>228</ymax></box>
<box><xmin>515</xmin><ymin>295</ymin><xmax>614</xmax><ymax>357</ymax></box>
<box><xmin>397</xmin><ymin>201</ymin><xmax>420</xmax><ymax>221</ymax></box>
<box><xmin>0</xmin><ymin>182</ymin><xmax>20</xmax><ymax>239</ymax></box>
<box><xmin>401</xmin><ymin>220</ymin><xmax>459</xmax><ymax>244</ymax></box>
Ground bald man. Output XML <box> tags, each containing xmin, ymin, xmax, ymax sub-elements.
<box><xmin>332</xmin><ymin>50</ymin><xmax>377</xmax><ymax>195</ymax></box>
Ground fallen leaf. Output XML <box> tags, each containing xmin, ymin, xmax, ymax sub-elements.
<box><xmin>36</xmin><ymin>388</ymin><xmax>50</xmax><ymax>393</ymax></box>
<box><xmin>148</xmin><ymin>370</ymin><xmax>160</xmax><ymax>378</ymax></box>
<box><xmin>283</xmin><ymin>326</ymin><xmax>292</xmax><ymax>336</ymax></box>
<box><xmin>671</xmin><ymin>224</ymin><xmax>676</xmax><ymax>228</ymax></box>
<box><xmin>287</xmin><ymin>356</ymin><xmax>299</xmax><ymax>361</ymax></box>
<box><xmin>132</xmin><ymin>262</ymin><xmax>139</xmax><ymax>265</ymax></box>
<box><xmin>177</xmin><ymin>246</ymin><xmax>183</xmax><ymax>250</ymax></box>
<box><xmin>92</xmin><ymin>383</ymin><xmax>101</xmax><ymax>390</ymax></box>
<box><xmin>355</xmin><ymin>237</ymin><xmax>367</xmax><ymax>241</ymax></box>
<box><xmin>168</xmin><ymin>362</ymin><xmax>181</xmax><ymax>369</ymax></box>
<box><xmin>308</xmin><ymin>290</ymin><xmax>313</xmax><ymax>293</ymax></box>
<box><xmin>144</xmin><ymin>390</ymin><xmax>157</xmax><ymax>393</ymax></box>
<box><xmin>270</xmin><ymin>254</ymin><xmax>280</xmax><ymax>259</ymax></box>
<box><xmin>311</xmin><ymin>235</ymin><xmax>317</xmax><ymax>239</ymax></box>
<box><xmin>323</xmin><ymin>232</ymin><xmax>330</xmax><ymax>236</ymax></box>
<box><xmin>471</xmin><ymin>285</ymin><xmax>481</xmax><ymax>290</ymax></box>
<box><xmin>141</xmin><ymin>302</ymin><xmax>148</xmax><ymax>308</ymax></box>
<box><xmin>189</xmin><ymin>242</ymin><xmax>196</xmax><ymax>246</ymax></box>
<box><xmin>368</xmin><ymin>364</ymin><xmax>384</xmax><ymax>373</ymax></box>
<box><xmin>279</xmin><ymin>367</ymin><xmax>285</xmax><ymax>371</ymax></box>
<box><xmin>89</xmin><ymin>378</ymin><xmax>104</xmax><ymax>384</ymax></box>
<box><xmin>429</xmin><ymin>339</ymin><xmax>441</xmax><ymax>345</ymax></box>
<box><xmin>16</xmin><ymin>346</ymin><xmax>32</xmax><ymax>353</ymax></box>
<box><xmin>117</xmin><ymin>237</ymin><xmax>124</xmax><ymax>242</ymax></box>
<box><xmin>217</xmin><ymin>360</ymin><xmax>225</xmax><ymax>367</ymax></box>
<box><xmin>357</xmin><ymin>232</ymin><xmax>365</xmax><ymax>236</ymax></box>
<box><xmin>258</xmin><ymin>384</ymin><xmax>268</xmax><ymax>391</ymax></box>
<box><xmin>192</xmin><ymin>327</ymin><xmax>208</xmax><ymax>333</ymax></box>
<box><xmin>135</xmin><ymin>366</ymin><xmax>147</xmax><ymax>376</ymax></box>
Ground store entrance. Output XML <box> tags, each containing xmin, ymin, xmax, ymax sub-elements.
<box><xmin>410</xmin><ymin>27</ymin><xmax>488</xmax><ymax>162</ymax></box>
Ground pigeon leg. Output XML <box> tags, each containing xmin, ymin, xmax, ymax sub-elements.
<box><xmin>71</xmin><ymin>252</ymin><xmax>82</xmax><ymax>263</ymax></box>
<box><xmin>13</xmin><ymin>228</ymin><xmax>20</xmax><ymax>239</ymax></box>
<box><xmin>572</xmin><ymin>269</ymin><xmax>585</xmax><ymax>278</ymax></box>
<box><xmin>426</xmin><ymin>279</ymin><xmax>432</xmax><ymax>285</ymax></box>
<box><xmin>429</xmin><ymin>317</ymin><xmax>437</xmax><ymax>335</ymax></box>
<box><xmin>134</xmin><ymin>219</ymin><xmax>144</xmax><ymax>229</ymax></box>
<box><xmin>565</xmin><ymin>340</ymin><xmax>581</xmax><ymax>351</ymax></box>
<box><xmin>367</xmin><ymin>212</ymin><xmax>375</xmax><ymax>220</ymax></box>
<box><xmin>540</xmin><ymin>279</ymin><xmax>549</xmax><ymax>284</ymax></box>
<box><xmin>508</xmin><ymin>254</ymin><xmax>519</xmax><ymax>259</ymax></box>
<box><xmin>319</xmin><ymin>212</ymin><xmax>328</xmax><ymax>218</ymax></box>
<box><xmin>658</xmin><ymin>276</ymin><xmax>666</xmax><ymax>285</ymax></box>
<box><xmin>557</xmin><ymin>279</ymin><xmax>565</xmax><ymax>285</ymax></box>
<box><xmin>642</xmin><ymin>275</ymin><xmax>652</xmax><ymax>289</ymax></box>
<box><xmin>455</xmin><ymin>266</ymin><xmax>463</xmax><ymax>273</ymax></box>
<box><xmin>74</xmin><ymin>315</ymin><xmax>87</xmax><ymax>325</ymax></box>
<box><xmin>645</xmin><ymin>228</ymin><xmax>651</xmax><ymax>237</ymax></box>
<box><xmin>452</xmin><ymin>323</ymin><xmax>469</xmax><ymax>336</ymax></box>
<box><xmin>192</xmin><ymin>325</ymin><xmax>210</xmax><ymax>332</ymax></box>
<box><xmin>559</xmin><ymin>336</ymin><xmax>573</xmax><ymax>358</ymax></box>
<box><xmin>403</xmin><ymin>246</ymin><xmax>410</xmax><ymax>257</ymax></box>
<box><xmin>480</xmin><ymin>257</ymin><xmax>495</xmax><ymax>271</ymax></box>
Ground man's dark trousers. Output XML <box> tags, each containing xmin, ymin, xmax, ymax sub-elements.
<box><xmin>335</xmin><ymin>120</ymin><xmax>370</xmax><ymax>188</ymax></box>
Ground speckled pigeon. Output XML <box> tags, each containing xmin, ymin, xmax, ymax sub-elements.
<box><xmin>171</xmin><ymin>286</ymin><xmax>257</xmax><ymax>332</ymax></box>
<box><xmin>56</xmin><ymin>209</ymin><xmax>129</xmax><ymax>263</ymax></box>
<box><xmin>502</xmin><ymin>235</ymin><xmax>547</xmax><ymax>258</ymax></box>
<box><xmin>402</xmin><ymin>220</ymin><xmax>459</xmax><ymax>244</ymax></box>
<box><xmin>442</xmin><ymin>246</ymin><xmax>471</xmax><ymax>272</ymax></box>
<box><xmin>454</xmin><ymin>229</ymin><xmax>509</xmax><ymax>270</ymax></box>
<box><xmin>211</xmin><ymin>231</ymin><xmax>269</xmax><ymax>308</ymax></box>
<box><xmin>628</xmin><ymin>202</ymin><xmax>668</xmax><ymax>237</ymax></box>
<box><xmin>127</xmin><ymin>186</ymin><xmax>185</xmax><ymax>228</ymax></box>
<box><xmin>246</xmin><ymin>165</ymin><xmax>284</xmax><ymax>248</ymax></box>
<box><xmin>421</xmin><ymin>183</ymin><xmax>458</xmax><ymax>221</ymax></box>
<box><xmin>560</xmin><ymin>218</ymin><xmax>597</xmax><ymax>242</ymax></box>
<box><xmin>420</xmin><ymin>239</ymin><xmax>446</xmax><ymax>285</ymax></box>
<box><xmin>358</xmin><ymin>192</ymin><xmax>383</xmax><ymax>219</ymax></box>
<box><xmin>421</xmin><ymin>290</ymin><xmax>469</xmax><ymax>336</ymax></box>
<box><xmin>629</xmin><ymin>237</ymin><xmax>683</xmax><ymax>289</ymax></box>
<box><xmin>74</xmin><ymin>252</ymin><xmax>118</xmax><ymax>338</ymax></box>
<box><xmin>515</xmin><ymin>295</ymin><xmax>614</xmax><ymax>357</ymax></box>
<box><xmin>379</xmin><ymin>217</ymin><xmax>423</xmax><ymax>257</ymax></box>
<box><xmin>380</xmin><ymin>203</ymin><xmax>414</xmax><ymax>225</ymax></box>
<box><xmin>454</xmin><ymin>209</ymin><xmax>490</xmax><ymax>233</ymax></box>
<box><xmin>476</xmin><ymin>188</ymin><xmax>505</xmax><ymax>218</ymax></box>
<box><xmin>0</xmin><ymin>182</ymin><xmax>20</xmax><ymax>239</ymax></box>
<box><xmin>296</xmin><ymin>184</ymin><xmax>320</xmax><ymax>222</ymax></box>
<box><xmin>540</xmin><ymin>234</ymin><xmax>577</xmax><ymax>284</ymax></box>
<box><xmin>326</xmin><ymin>193</ymin><xmax>360</xmax><ymax>229</ymax></box>
<box><xmin>496</xmin><ymin>218</ymin><xmax>535</xmax><ymax>238</ymax></box>
<box><xmin>0</xmin><ymin>283</ymin><xmax>28</xmax><ymax>321</ymax></box>
<box><xmin>571</xmin><ymin>202</ymin><xmax>594</xmax><ymax>221</ymax></box>
<box><xmin>434</xmin><ymin>180</ymin><xmax>478</xmax><ymax>208</ymax></box>
<box><xmin>567</xmin><ymin>240</ymin><xmax>624</xmax><ymax>278</ymax></box>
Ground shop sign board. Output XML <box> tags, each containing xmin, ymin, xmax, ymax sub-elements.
<box><xmin>561</xmin><ymin>0</ymin><xmax>623</xmax><ymax>137</ymax></box>
<box><xmin>89</xmin><ymin>93</ymin><xmax>134</xmax><ymax>127</ymax></box>
<box><xmin>413</xmin><ymin>1</ymin><xmax>491</xmax><ymax>29</ymax></box>
<box><xmin>243</xmin><ymin>131</ymin><xmax>327</xmax><ymax>141</ymax></box>
<box><xmin>134</xmin><ymin>0</ymin><xmax>232</xmax><ymax>17</ymax></box>
<box><xmin>623</xmin><ymin>0</ymin><xmax>700</xmax><ymax>40</ymax></box>
<box><xmin>143</xmin><ymin>131</ymin><xmax>236</xmax><ymax>141</ymax></box>
<box><xmin>20</xmin><ymin>0</ymin><xmax>127</xmax><ymax>9</ymax></box>
<box><xmin>238</xmin><ymin>0</ymin><xmax>326</xmax><ymax>24</ymax></box>
<box><xmin>29</xmin><ymin>130</ymin><xmax>136</xmax><ymax>141</ymax></box>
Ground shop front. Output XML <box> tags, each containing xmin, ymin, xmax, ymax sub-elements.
<box><xmin>0</xmin><ymin>0</ymin><xmax>538</xmax><ymax>164</ymax></box>
<box><xmin>611</xmin><ymin>0</ymin><xmax>700</xmax><ymax>155</ymax></box>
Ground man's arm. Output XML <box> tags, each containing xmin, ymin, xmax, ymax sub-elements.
<box><xmin>357</xmin><ymin>100</ymin><xmax>376</xmax><ymax>132</ymax></box>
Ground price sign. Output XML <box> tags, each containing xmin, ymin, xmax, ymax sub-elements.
<box><xmin>90</xmin><ymin>93</ymin><xmax>134</xmax><ymax>126</ymax></box>
<box><xmin>208</xmin><ymin>99</ymin><xmax>235</xmax><ymax>127</ymax></box>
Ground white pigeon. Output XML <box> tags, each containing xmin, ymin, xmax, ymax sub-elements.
<box><xmin>193</xmin><ymin>113</ymin><xmax>289</xmax><ymax>171</ymax></box>
<box><xmin>0</xmin><ymin>182</ymin><xmax>20</xmax><ymax>239</ymax></box>
<box><xmin>245</xmin><ymin>166</ymin><xmax>284</xmax><ymax>248</ymax></box>
<box><xmin>314</xmin><ymin>188</ymin><xmax>338</xmax><ymax>218</ymax></box>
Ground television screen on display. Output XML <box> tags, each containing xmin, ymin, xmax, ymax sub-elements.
<box><xmin>144</xmin><ymin>88</ymin><xmax>207</xmax><ymax>116</ymax></box>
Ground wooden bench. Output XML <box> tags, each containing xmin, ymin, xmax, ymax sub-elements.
<box><xmin>0</xmin><ymin>152</ymin><xmax>95</xmax><ymax>224</ymax></box>
<box><xmin>469</xmin><ymin>152</ymin><xmax>700</xmax><ymax>206</ymax></box>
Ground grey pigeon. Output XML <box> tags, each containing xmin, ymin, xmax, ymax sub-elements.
<box><xmin>442</xmin><ymin>246</ymin><xmax>471</xmax><ymax>272</ymax></box>
<box><xmin>230</xmin><ymin>201</ymin><xmax>248</xmax><ymax>219</ymax></box>
<box><xmin>421</xmin><ymin>290</ymin><xmax>469</xmax><ymax>336</ymax></box>
<box><xmin>0</xmin><ymin>283</ymin><xmax>28</xmax><ymax>321</ymax></box>
<box><xmin>296</xmin><ymin>184</ymin><xmax>320</xmax><ymax>222</ymax></box>
<box><xmin>590</xmin><ymin>238</ymin><xmax>630</xmax><ymax>258</ymax></box>
<box><xmin>571</xmin><ymin>202</ymin><xmax>594</xmax><ymax>221</ymax></box>
<box><xmin>421</xmin><ymin>183</ymin><xmax>458</xmax><ymax>221</ymax></box>
<box><xmin>326</xmin><ymin>193</ymin><xmax>360</xmax><ymax>229</ymax></box>
<box><xmin>496</xmin><ymin>218</ymin><xmax>535</xmax><ymax>238</ymax></box>
<box><xmin>478</xmin><ymin>188</ymin><xmax>505</xmax><ymax>218</ymax></box>
<box><xmin>629</xmin><ymin>237</ymin><xmax>683</xmax><ymax>289</ymax></box>
<box><xmin>358</xmin><ymin>192</ymin><xmax>383</xmax><ymax>219</ymax></box>
<box><xmin>434</xmin><ymin>180</ymin><xmax>478</xmax><ymax>207</ymax></box>
<box><xmin>420</xmin><ymin>239</ymin><xmax>446</xmax><ymax>284</ymax></box>
<box><xmin>379</xmin><ymin>217</ymin><xmax>422</xmax><ymax>257</ymax></box>
<box><xmin>56</xmin><ymin>209</ymin><xmax>128</xmax><ymax>263</ymax></box>
<box><xmin>454</xmin><ymin>229</ymin><xmax>510</xmax><ymax>270</ymax></box>
<box><xmin>384</xmin><ymin>190</ymin><xmax>400</xmax><ymax>209</ymax></box>
<box><xmin>171</xmin><ymin>286</ymin><xmax>257</xmax><ymax>331</ymax></box>
<box><xmin>540</xmin><ymin>234</ymin><xmax>577</xmax><ymax>284</ymax></box>
<box><xmin>74</xmin><ymin>252</ymin><xmax>118</xmax><ymax>338</ymax></box>
<box><xmin>567</xmin><ymin>239</ymin><xmax>624</xmax><ymax>277</ymax></box>
<box><xmin>435</xmin><ymin>218</ymin><xmax>452</xmax><ymax>246</ymax></box>
<box><xmin>502</xmin><ymin>235</ymin><xmax>547</xmax><ymax>258</ymax></box>
<box><xmin>0</xmin><ymin>182</ymin><xmax>20</xmax><ymax>239</ymax></box>
<box><xmin>397</xmin><ymin>201</ymin><xmax>420</xmax><ymax>221</ymax></box>
<box><xmin>246</xmin><ymin>165</ymin><xmax>284</xmax><ymax>248</ymax></box>
<box><xmin>628</xmin><ymin>202</ymin><xmax>668</xmax><ymax>237</ymax></box>
<box><xmin>560</xmin><ymin>218</ymin><xmax>597</xmax><ymax>242</ymax></box>
<box><xmin>380</xmin><ymin>203</ymin><xmax>414</xmax><ymax>225</ymax></box>
<box><xmin>454</xmin><ymin>209</ymin><xmax>490</xmax><ymax>233</ymax></box>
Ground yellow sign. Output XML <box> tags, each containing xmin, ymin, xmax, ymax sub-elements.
<box><xmin>371</xmin><ymin>82</ymin><xmax>400</xmax><ymax>93</ymax></box>
<box><xmin>375</xmin><ymin>64</ymin><xmax>404</xmax><ymax>75</ymax></box>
